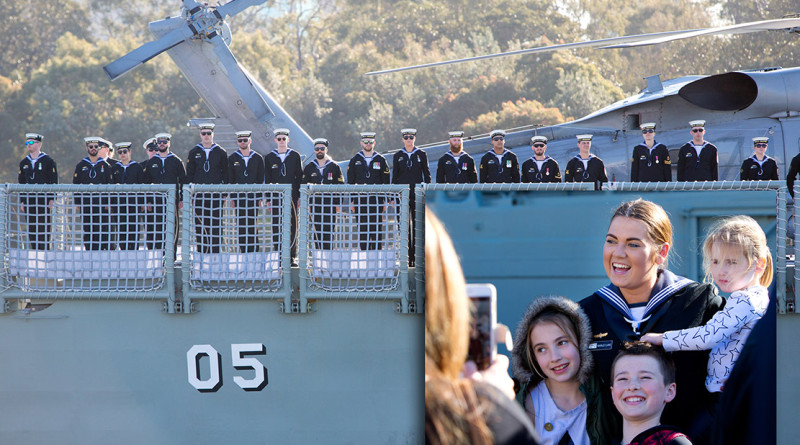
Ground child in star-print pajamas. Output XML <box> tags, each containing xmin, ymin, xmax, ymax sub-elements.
<box><xmin>641</xmin><ymin>215</ymin><xmax>772</xmax><ymax>393</ymax></box>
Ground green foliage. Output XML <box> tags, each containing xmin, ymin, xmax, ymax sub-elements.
<box><xmin>462</xmin><ymin>99</ymin><xmax>566</xmax><ymax>135</ymax></box>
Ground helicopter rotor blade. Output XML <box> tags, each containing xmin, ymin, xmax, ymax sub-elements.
<box><xmin>209</xmin><ymin>34</ymin><xmax>273</xmax><ymax>122</ymax></box>
<box><xmin>365</xmin><ymin>17</ymin><xmax>800</xmax><ymax>76</ymax></box>
<box><xmin>602</xmin><ymin>17</ymin><xmax>800</xmax><ymax>48</ymax></box>
<box><xmin>104</xmin><ymin>26</ymin><xmax>195</xmax><ymax>80</ymax></box>
<box><xmin>364</xmin><ymin>30</ymin><xmax>695</xmax><ymax>76</ymax></box>
<box><xmin>215</xmin><ymin>0</ymin><xmax>267</xmax><ymax>19</ymax></box>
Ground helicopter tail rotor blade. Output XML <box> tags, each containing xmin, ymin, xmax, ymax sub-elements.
<box><xmin>602</xmin><ymin>17</ymin><xmax>800</xmax><ymax>48</ymax></box>
<box><xmin>210</xmin><ymin>34</ymin><xmax>272</xmax><ymax>122</ymax></box>
<box><xmin>104</xmin><ymin>26</ymin><xmax>195</xmax><ymax>80</ymax></box>
<box><xmin>215</xmin><ymin>0</ymin><xmax>267</xmax><ymax>19</ymax></box>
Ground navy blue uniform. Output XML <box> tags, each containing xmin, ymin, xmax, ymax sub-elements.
<box><xmin>73</xmin><ymin>158</ymin><xmax>113</xmax><ymax>250</ymax></box>
<box><xmin>479</xmin><ymin>150</ymin><xmax>520</xmax><ymax>183</ymax></box>
<box><xmin>436</xmin><ymin>151</ymin><xmax>477</xmax><ymax>184</ymax></box>
<box><xmin>264</xmin><ymin>149</ymin><xmax>303</xmax><ymax>258</ymax></box>
<box><xmin>347</xmin><ymin>151</ymin><xmax>391</xmax><ymax>250</ymax></box>
<box><xmin>564</xmin><ymin>155</ymin><xmax>607</xmax><ymax>189</ymax></box>
<box><xmin>392</xmin><ymin>148</ymin><xmax>430</xmax><ymax>266</ymax></box>
<box><xmin>520</xmin><ymin>156</ymin><xmax>561</xmax><ymax>183</ymax></box>
<box><xmin>229</xmin><ymin>150</ymin><xmax>265</xmax><ymax>253</ymax></box>
<box><xmin>740</xmin><ymin>155</ymin><xmax>778</xmax><ymax>181</ymax></box>
<box><xmin>111</xmin><ymin>161</ymin><xmax>149</xmax><ymax>250</ymax></box>
<box><xmin>143</xmin><ymin>153</ymin><xmax>186</xmax><ymax>252</ymax></box>
<box><xmin>677</xmin><ymin>142</ymin><xmax>718</xmax><ymax>181</ymax></box>
<box><xmin>630</xmin><ymin>143</ymin><xmax>671</xmax><ymax>182</ymax></box>
<box><xmin>18</xmin><ymin>153</ymin><xmax>58</xmax><ymax>249</ymax></box>
<box><xmin>186</xmin><ymin>144</ymin><xmax>228</xmax><ymax>253</ymax></box>
<box><xmin>303</xmin><ymin>159</ymin><xmax>344</xmax><ymax>250</ymax></box>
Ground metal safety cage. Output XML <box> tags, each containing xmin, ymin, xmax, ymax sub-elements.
<box><xmin>298</xmin><ymin>185</ymin><xmax>410</xmax><ymax>312</ymax></box>
<box><xmin>0</xmin><ymin>184</ymin><xmax>177</xmax><ymax>311</ymax></box>
<box><xmin>181</xmin><ymin>184</ymin><xmax>293</xmax><ymax>312</ymax></box>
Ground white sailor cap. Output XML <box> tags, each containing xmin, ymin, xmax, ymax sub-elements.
<box><xmin>99</xmin><ymin>138</ymin><xmax>113</xmax><ymax>149</ymax></box>
<box><xmin>274</xmin><ymin>128</ymin><xmax>290</xmax><ymax>136</ymax></box>
<box><xmin>84</xmin><ymin>136</ymin><xmax>102</xmax><ymax>145</ymax></box>
<box><xmin>576</xmin><ymin>134</ymin><xmax>593</xmax><ymax>142</ymax></box>
<box><xmin>448</xmin><ymin>131</ymin><xmax>464</xmax><ymax>138</ymax></box>
<box><xmin>143</xmin><ymin>137</ymin><xmax>157</xmax><ymax>150</ymax></box>
<box><xmin>235</xmin><ymin>130</ymin><xmax>252</xmax><ymax>138</ymax></box>
<box><xmin>155</xmin><ymin>133</ymin><xmax>172</xmax><ymax>141</ymax></box>
<box><xmin>531</xmin><ymin>135</ymin><xmax>548</xmax><ymax>144</ymax></box>
<box><xmin>401</xmin><ymin>128</ymin><xmax>417</xmax><ymax>135</ymax></box>
<box><xmin>640</xmin><ymin>122</ymin><xmax>656</xmax><ymax>130</ymax></box>
<box><xmin>198</xmin><ymin>123</ymin><xmax>215</xmax><ymax>131</ymax></box>
<box><xmin>115</xmin><ymin>142</ymin><xmax>132</xmax><ymax>150</ymax></box>
<box><xmin>689</xmin><ymin>120</ymin><xmax>706</xmax><ymax>128</ymax></box>
<box><xmin>360</xmin><ymin>132</ymin><xmax>376</xmax><ymax>139</ymax></box>
<box><xmin>489</xmin><ymin>129</ymin><xmax>506</xmax><ymax>138</ymax></box>
<box><xmin>753</xmin><ymin>137</ymin><xmax>769</xmax><ymax>144</ymax></box>
<box><xmin>26</xmin><ymin>133</ymin><xmax>43</xmax><ymax>141</ymax></box>
<box><xmin>313</xmin><ymin>138</ymin><xmax>329</xmax><ymax>146</ymax></box>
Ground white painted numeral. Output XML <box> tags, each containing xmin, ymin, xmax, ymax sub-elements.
<box><xmin>231</xmin><ymin>343</ymin><xmax>268</xmax><ymax>391</ymax></box>
<box><xmin>187</xmin><ymin>344</ymin><xmax>223</xmax><ymax>392</ymax></box>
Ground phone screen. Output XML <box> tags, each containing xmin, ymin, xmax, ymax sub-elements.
<box><xmin>466</xmin><ymin>284</ymin><xmax>496</xmax><ymax>371</ymax></box>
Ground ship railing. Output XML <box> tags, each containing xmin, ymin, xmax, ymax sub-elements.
<box><xmin>180</xmin><ymin>184</ymin><xmax>293</xmax><ymax>312</ymax></box>
<box><xmin>421</xmin><ymin>181</ymin><xmax>792</xmax><ymax>313</ymax></box>
<box><xmin>297</xmin><ymin>185</ymin><xmax>412</xmax><ymax>313</ymax></box>
<box><xmin>0</xmin><ymin>184</ymin><xmax>177</xmax><ymax>308</ymax></box>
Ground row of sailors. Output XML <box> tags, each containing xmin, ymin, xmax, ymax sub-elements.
<box><xmin>18</xmin><ymin>121</ymin><xmax>779</xmax><ymax>192</ymax></box>
<box><xmin>439</xmin><ymin>121</ymin><xmax>778</xmax><ymax>186</ymax></box>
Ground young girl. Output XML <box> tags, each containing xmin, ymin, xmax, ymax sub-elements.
<box><xmin>512</xmin><ymin>296</ymin><xmax>615</xmax><ymax>445</ymax></box>
<box><xmin>642</xmin><ymin>215</ymin><xmax>772</xmax><ymax>393</ymax></box>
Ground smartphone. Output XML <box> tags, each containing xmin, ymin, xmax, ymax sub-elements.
<box><xmin>466</xmin><ymin>283</ymin><xmax>497</xmax><ymax>371</ymax></box>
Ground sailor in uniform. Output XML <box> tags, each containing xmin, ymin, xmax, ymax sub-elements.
<box><xmin>73</xmin><ymin>136</ymin><xmax>113</xmax><ymax>250</ymax></box>
<box><xmin>144</xmin><ymin>137</ymin><xmax>158</xmax><ymax>159</ymax></box>
<box><xmin>302</xmin><ymin>137</ymin><xmax>344</xmax><ymax>250</ymax></box>
<box><xmin>436</xmin><ymin>131</ymin><xmax>477</xmax><ymax>184</ymax></box>
<box><xmin>98</xmin><ymin>138</ymin><xmax>118</xmax><ymax>166</ymax></box>
<box><xmin>521</xmin><ymin>135</ymin><xmax>561</xmax><ymax>183</ymax></box>
<box><xmin>630</xmin><ymin>123</ymin><xmax>671</xmax><ymax>182</ymax></box>
<box><xmin>18</xmin><ymin>133</ymin><xmax>58</xmax><ymax>250</ymax></box>
<box><xmin>98</xmin><ymin>138</ymin><xmax>120</xmax><ymax>249</ymax></box>
<box><xmin>111</xmin><ymin>142</ymin><xmax>149</xmax><ymax>250</ymax></box>
<box><xmin>143</xmin><ymin>133</ymin><xmax>186</xmax><ymax>252</ymax></box>
<box><xmin>392</xmin><ymin>128</ymin><xmax>430</xmax><ymax>266</ymax></box>
<box><xmin>186</xmin><ymin>123</ymin><xmax>229</xmax><ymax>253</ymax></box>
<box><xmin>479</xmin><ymin>129</ymin><xmax>520</xmax><ymax>183</ymax></box>
<box><xmin>228</xmin><ymin>130</ymin><xmax>265</xmax><ymax>253</ymax></box>
<box><xmin>677</xmin><ymin>120</ymin><xmax>718</xmax><ymax>181</ymax></box>
<box><xmin>347</xmin><ymin>132</ymin><xmax>391</xmax><ymax>250</ymax></box>
<box><xmin>740</xmin><ymin>137</ymin><xmax>778</xmax><ymax>181</ymax></box>
<box><xmin>264</xmin><ymin>128</ymin><xmax>303</xmax><ymax>263</ymax></box>
<box><xmin>564</xmin><ymin>134</ymin><xmax>608</xmax><ymax>189</ymax></box>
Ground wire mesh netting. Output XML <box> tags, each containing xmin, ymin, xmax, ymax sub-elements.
<box><xmin>4</xmin><ymin>186</ymin><xmax>170</xmax><ymax>292</ymax></box>
<box><xmin>302</xmin><ymin>189</ymin><xmax>405</xmax><ymax>292</ymax></box>
<box><xmin>185</xmin><ymin>187</ymin><xmax>288</xmax><ymax>292</ymax></box>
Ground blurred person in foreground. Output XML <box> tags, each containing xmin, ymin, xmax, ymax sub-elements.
<box><xmin>425</xmin><ymin>208</ymin><xmax>540</xmax><ymax>445</ymax></box>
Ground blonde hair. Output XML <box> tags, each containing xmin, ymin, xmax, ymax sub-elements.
<box><xmin>611</xmin><ymin>199</ymin><xmax>673</xmax><ymax>266</ymax></box>
<box><xmin>425</xmin><ymin>209</ymin><xmax>492</xmax><ymax>445</ymax></box>
<box><xmin>702</xmin><ymin>215</ymin><xmax>773</xmax><ymax>287</ymax></box>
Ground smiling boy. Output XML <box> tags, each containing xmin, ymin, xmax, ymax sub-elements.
<box><xmin>610</xmin><ymin>342</ymin><xmax>692</xmax><ymax>445</ymax></box>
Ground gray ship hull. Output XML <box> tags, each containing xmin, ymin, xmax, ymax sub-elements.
<box><xmin>0</xmin><ymin>299</ymin><xmax>423</xmax><ymax>444</ymax></box>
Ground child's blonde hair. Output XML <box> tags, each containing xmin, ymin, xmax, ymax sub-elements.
<box><xmin>702</xmin><ymin>215</ymin><xmax>773</xmax><ymax>287</ymax></box>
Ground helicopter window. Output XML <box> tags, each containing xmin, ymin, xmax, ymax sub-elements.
<box><xmin>625</xmin><ymin>115</ymin><xmax>640</xmax><ymax>131</ymax></box>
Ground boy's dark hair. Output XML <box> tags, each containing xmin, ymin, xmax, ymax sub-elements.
<box><xmin>611</xmin><ymin>341</ymin><xmax>676</xmax><ymax>385</ymax></box>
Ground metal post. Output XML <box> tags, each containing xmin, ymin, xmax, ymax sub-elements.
<box><xmin>777</xmin><ymin>187</ymin><xmax>787</xmax><ymax>313</ymax></box>
<box><xmin>298</xmin><ymin>186</ymin><xmax>309</xmax><ymax>313</ymax></box>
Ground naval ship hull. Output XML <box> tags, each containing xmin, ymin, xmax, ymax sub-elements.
<box><xmin>0</xmin><ymin>299</ymin><xmax>423</xmax><ymax>444</ymax></box>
